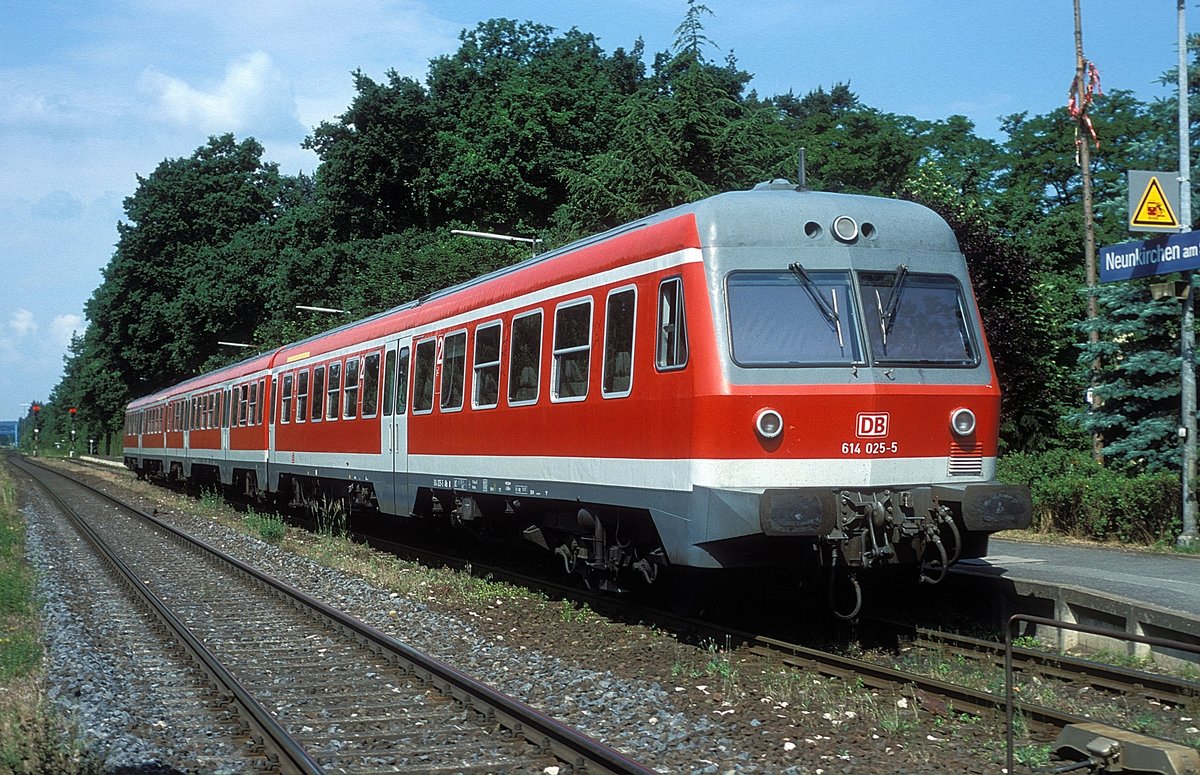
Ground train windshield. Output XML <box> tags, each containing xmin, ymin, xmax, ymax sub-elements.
<box><xmin>727</xmin><ymin>270</ymin><xmax>863</xmax><ymax>365</ymax></box>
<box><xmin>857</xmin><ymin>271</ymin><xmax>976</xmax><ymax>365</ymax></box>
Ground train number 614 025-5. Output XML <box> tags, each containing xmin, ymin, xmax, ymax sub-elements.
<box><xmin>841</xmin><ymin>441</ymin><xmax>899</xmax><ymax>455</ymax></box>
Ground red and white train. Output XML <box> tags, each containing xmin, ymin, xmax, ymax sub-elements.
<box><xmin>124</xmin><ymin>180</ymin><xmax>1031</xmax><ymax>607</ymax></box>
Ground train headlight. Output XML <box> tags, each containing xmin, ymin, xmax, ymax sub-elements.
<box><xmin>755</xmin><ymin>408</ymin><xmax>784</xmax><ymax>439</ymax></box>
<box><xmin>950</xmin><ymin>408</ymin><xmax>976</xmax><ymax>436</ymax></box>
<box><xmin>832</xmin><ymin>215</ymin><xmax>859</xmax><ymax>243</ymax></box>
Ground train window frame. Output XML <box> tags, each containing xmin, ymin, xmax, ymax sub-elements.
<box><xmin>855</xmin><ymin>270</ymin><xmax>980</xmax><ymax>368</ymax></box>
<box><xmin>281</xmin><ymin>373</ymin><xmax>294</xmax><ymax>424</ymax></box>
<box><xmin>326</xmin><ymin>360</ymin><xmax>342</xmax><ymax>422</ymax></box>
<box><xmin>655</xmin><ymin>277</ymin><xmax>689</xmax><ymax>371</ymax></box>
<box><xmin>312</xmin><ymin>365</ymin><xmax>326</xmax><ymax>422</ymax></box>
<box><xmin>343</xmin><ymin>356</ymin><xmax>361</xmax><ymax>419</ymax></box>
<box><xmin>362</xmin><ymin>352</ymin><xmax>380</xmax><ymax>418</ymax></box>
<box><xmin>601</xmin><ymin>286</ymin><xmax>637</xmax><ymax>399</ymax></box>
<box><xmin>239</xmin><ymin>384</ymin><xmax>249</xmax><ymax>426</ymax></box>
<box><xmin>382</xmin><ymin>350</ymin><xmax>397</xmax><ymax>416</ymax></box>
<box><xmin>725</xmin><ymin>269</ymin><xmax>865</xmax><ymax>367</ymax></box>
<box><xmin>397</xmin><ymin>346</ymin><xmax>410</xmax><ymax>414</ymax></box>
<box><xmin>551</xmin><ymin>298</ymin><xmax>593</xmax><ymax>403</ymax></box>
<box><xmin>412</xmin><ymin>337</ymin><xmax>437</xmax><ymax>415</ymax></box>
<box><xmin>250</xmin><ymin>380</ymin><xmax>260</xmax><ymax>425</ymax></box>
<box><xmin>440</xmin><ymin>330</ymin><xmax>468</xmax><ymax>412</ymax></box>
<box><xmin>472</xmin><ymin>321</ymin><xmax>502</xmax><ymax>410</ymax></box>
<box><xmin>296</xmin><ymin>368</ymin><xmax>309</xmax><ymax>422</ymax></box>
<box><xmin>507</xmin><ymin>310</ymin><xmax>542</xmax><ymax>407</ymax></box>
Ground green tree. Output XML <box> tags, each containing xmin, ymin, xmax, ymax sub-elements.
<box><xmin>903</xmin><ymin>163</ymin><xmax>1071</xmax><ymax>451</ymax></box>
<box><xmin>770</xmin><ymin>83</ymin><xmax>925</xmax><ymax>196</ymax></box>
<box><xmin>87</xmin><ymin>134</ymin><xmax>287</xmax><ymax>397</ymax></box>
<box><xmin>305</xmin><ymin>69</ymin><xmax>434</xmax><ymax>238</ymax></box>
<box><xmin>1074</xmin><ymin>282</ymin><xmax>1182</xmax><ymax>471</ymax></box>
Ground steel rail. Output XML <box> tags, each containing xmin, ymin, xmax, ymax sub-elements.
<box><xmin>13</xmin><ymin>457</ymin><xmax>323</xmax><ymax>774</ymax></box>
<box><xmin>20</xmin><ymin>458</ymin><xmax>656</xmax><ymax>775</ymax></box>
<box><xmin>748</xmin><ymin>634</ymin><xmax>1092</xmax><ymax>729</ymax></box>
<box><xmin>908</xmin><ymin>624</ymin><xmax>1200</xmax><ymax>705</ymax></box>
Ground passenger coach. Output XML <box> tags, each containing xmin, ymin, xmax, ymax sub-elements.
<box><xmin>126</xmin><ymin>181</ymin><xmax>1031</xmax><ymax>607</ymax></box>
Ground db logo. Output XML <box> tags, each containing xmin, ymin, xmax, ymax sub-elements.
<box><xmin>856</xmin><ymin>412</ymin><xmax>889</xmax><ymax>438</ymax></box>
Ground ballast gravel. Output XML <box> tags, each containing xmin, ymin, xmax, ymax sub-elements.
<box><xmin>17</xmin><ymin>461</ymin><xmax>1011</xmax><ymax>773</ymax></box>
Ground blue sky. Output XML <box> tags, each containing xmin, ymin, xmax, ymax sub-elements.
<box><xmin>0</xmin><ymin>1</ymin><xmax>1191</xmax><ymax>422</ymax></box>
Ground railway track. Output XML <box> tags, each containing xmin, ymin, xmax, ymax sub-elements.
<box><xmin>57</xmin><ymin>455</ymin><xmax>1200</xmax><ymax>770</ymax></box>
<box><xmin>906</xmin><ymin>624</ymin><xmax>1200</xmax><ymax>708</ymax></box>
<box><xmin>341</xmin><ymin>513</ymin><xmax>1200</xmax><ymax>737</ymax></box>
<box><xmin>15</xmin><ymin>457</ymin><xmax>654</xmax><ymax>774</ymax></box>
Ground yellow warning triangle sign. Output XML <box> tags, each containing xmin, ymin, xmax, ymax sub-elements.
<box><xmin>1131</xmin><ymin>176</ymin><xmax>1180</xmax><ymax>228</ymax></box>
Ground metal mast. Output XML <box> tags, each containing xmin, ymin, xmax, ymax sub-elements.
<box><xmin>1178</xmin><ymin>0</ymin><xmax>1197</xmax><ymax>545</ymax></box>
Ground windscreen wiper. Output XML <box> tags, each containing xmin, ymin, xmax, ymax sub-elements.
<box><xmin>876</xmin><ymin>264</ymin><xmax>909</xmax><ymax>347</ymax></box>
<box><xmin>788</xmin><ymin>262</ymin><xmax>844</xmax><ymax>349</ymax></box>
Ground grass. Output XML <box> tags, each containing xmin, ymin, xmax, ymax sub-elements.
<box><xmin>244</xmin><ymin>507</ymin><xmax>286</xmax><ymax>544</ymax></box>
<box><xmin>0</xmin><ymin>462</ymin><xmax>102</xmax><ymax>772</ymax></box>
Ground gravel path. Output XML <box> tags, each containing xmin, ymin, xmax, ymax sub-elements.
<box><xmin>16</xmin><ymin>459</ymin><xmax>1017</xmax><ymax>773</ymax></box>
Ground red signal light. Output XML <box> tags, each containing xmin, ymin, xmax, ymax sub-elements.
<box><xmin>69</xmin><ymin>407</ymin><xmax>77</xmax><ymax>415</ymax></box>
<box><xmin>31</xmin><ymin>403</ymin><xmax>40</xmax><ymax>414</ymax></box>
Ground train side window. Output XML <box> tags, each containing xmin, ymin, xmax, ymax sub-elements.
<box><xmin>259</xmin><ymin>379</ymin><xmax>266</xmax><ymax>425</ymax></box>
<box><xmin>508</xmin><ymin>311</ymin><xmax>542</xmax><ymax>406</ymax></box>
<box><xmin>281</xmin><ymin>373</ymin><xmax>294</xmax><ymax>424</ymax></box>
<box><xmin>239</xmin><ymin>384</ymin><xmax>249</xmax><ymax>426</ymax></box>
<box><xmin>602</xmin><ymin>287</ymin><xmax>636</xmax><ymax>398</ymax></box>
<box><xmin>441</xmin><ymin>331</ymin><xmax>467</xmax><ymax>412</ymax></box>
<box><xmin>656</xmin><ymin>277</ymin><xmax>689</xmax><ymax>371</ymax></box>
<box><xmin>344</xmin><ymin>357</ymin><xmax>361</xmax><ymax>419</ymax></box>
<box><xmin>473</xmin><ymin>322</ymin><xmax>502</xmax><ymax>409</ymax></box>
<box><xmin>552</xmin><ymin>299</ymin><xmax>592</xmax><ymax>402</ymax></box>
<box><xmin>362</xmin><ymin>352</ymin><xmax>380</xmax><ymax>418</ymax></box>
<box><xmin>249</xmin><ymin>381</ymin><xmax>260</xmax><ymax>425</ymax></box>
<box><xmin>312</xmin><ymin>366</ymin><xmax>326</xmax><ymax>422</ymax></box>
<box><xmin>296</xmin><ymin>369</ymin><xmax>309</xmax><ymax>422</ymax></box>
<box><xmin>397</xmin><ymin>346</ymin><xmax>410</xmax><ymax>414</ymax></box>
<box><xmin>413</xmin><ymin>338</ymin><xmax>436</xmax><ymax>414</ymax></box>
<box><xmin>326</xmin><ymin>361</ymin><xmax>342</xmax><ymax>421</ymax></box>
<box><xmin>222</xmin><ymin>388</ymin><xmax>229</xmax><ymax>428</ymax></box>
<box><xmin>382</xmin><ymin>350</ymin><xmax>396</xmax><ymax>416</ymax></box>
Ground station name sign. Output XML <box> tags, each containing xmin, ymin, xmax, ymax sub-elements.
<box><xmin>1100</xmin><ymin>230</ymin><xmax>1200</xmax><ymax>283</ymax></box>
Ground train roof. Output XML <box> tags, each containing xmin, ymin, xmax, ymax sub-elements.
<box><xmin>273</xmin><ymin>183</ymin><xmax>958</xmax><ymax>360</ymax></box>
<box><xmin>128</xmin><ymin>182</ymin><xmax>961</xmax><ymax>406</ymax></box>
<box><xmin>127</xmin><ymin>349</ymin><xmax>279</xmax><ymax>409</ymax></box>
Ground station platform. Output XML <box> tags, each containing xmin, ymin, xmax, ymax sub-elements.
<box><xmin>951</xmin><ymin>537</ymin><xmax>1200</xmax><ymax>662</ymax></box>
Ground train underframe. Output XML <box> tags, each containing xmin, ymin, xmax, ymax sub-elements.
<box><xmin>127</xmin><ymin>456</ymin><xmax>1030</xmax><ymax>617</ymax></box>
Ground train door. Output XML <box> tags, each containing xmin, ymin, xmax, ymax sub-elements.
<box><xmin>384</xmin><ymin>338</ymin><xmax>412</xmax><ymax>515</ymax></box>
<box><xmin>220</xmin><ymin>385</ymin><xmax>231</xmax><ymax>485</ymax></box>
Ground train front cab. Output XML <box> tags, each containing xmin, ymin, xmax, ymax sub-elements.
<box><xmin>678</xmin><ymin>187</ymin><xmax>1031</xmax><ymax>604</ymax></box>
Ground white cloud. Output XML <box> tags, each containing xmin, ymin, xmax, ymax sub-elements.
<box><xmin>49</xmin><ymin>314</ymin><xmax>84</xmax><ymax>349</ymax></box>
<box><xmin>9</xmin><ymin>309</ymin><xmax>36</xmax><ymax>337</ymax></box>
<box><xmin>139</xmin><ymin>51</ymin><xmax>300</xmax><ymax>135</ymax></box>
